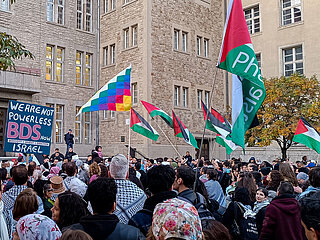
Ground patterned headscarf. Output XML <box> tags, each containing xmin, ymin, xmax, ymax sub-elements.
<box><xmin>16</xmin><ymin>214</ymin><xmax>61</xmax><ymax>240</ymax></box>
<box><xmin>152</xmin><ymin>198</ymin><xmax>202</xmax><ymax>240</ymax></box>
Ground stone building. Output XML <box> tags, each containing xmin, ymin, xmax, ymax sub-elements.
<box><xmin>0</xmin><ymin>0</ymin><xmax>98</xmax><ymax>157</ymax></box>
<box><xmin>232</xmin><ymin>0</ymin><xmax>320</xmax><ymax>162</ymax></box>
<box><xmin>99</xmin><ymin>0</ymin><xmax>227</xmax><ymax>159</ymax></box>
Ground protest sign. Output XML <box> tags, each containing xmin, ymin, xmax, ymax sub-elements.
<box><xmin>4</xmin><ymin>100</ymin><xmax>54</xmax><ymax>155</ymax></box>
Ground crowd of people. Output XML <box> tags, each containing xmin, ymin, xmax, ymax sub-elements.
<box><xmin>0</xmin><ymin>147</ymin><xmax>320</xmax><ymax>240</ymax></box>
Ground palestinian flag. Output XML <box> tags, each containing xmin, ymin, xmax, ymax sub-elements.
<box><xmin>216</xmin><ymin>134</ymin><xmax>238</xmax><ymax>155</ymax></box>
<box><xmin>217</xmin><ymin>0</ymin><xmax>265</xmax><ymax>150</ymax></box>
<box><xmin>172</xmin><ymin>110</ymin><xmax>198</xmax><ymax>149</ymax></box>
<box><xmin>201</xmin><ymin>101</ymin><xmax>231</xmax><ymax>138</ymax></box>
<box><xmin>293</xmin><ymin>117</ymin><xmax>320</xmax><ymax>154</ymax></box>
<box><xmin>141</xmin><ymin>100</ymin><xmax>173</xmax><ymax>128</ymax></box>
<box><xmin>131</xmin><ymin>108</ymin><xmax>159</xmax><ymax>142</ymax></box>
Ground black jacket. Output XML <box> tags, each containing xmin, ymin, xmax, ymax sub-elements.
<box><xmin>49</xmin><ymin>152</ymin><xmax>64</xmax><ymax>162</ymax></box>
<box><xmin>69</xmin><ymin>214</ymin><xmax>145</xmax><ymax>240</ymax></box>
<box><xmin>64</xmin><ymin>133</ymin><xmax>74</xmax><ymax>144</ymax></box>
<box><xmin>65</xmin><ymin>151</ymin><xmax>77</xmax><ymax>161</ymax></box>
<box><xmin>128</xmin><ymin>191</ymin><xmax>177</xmax><ymax>236</ymax></box>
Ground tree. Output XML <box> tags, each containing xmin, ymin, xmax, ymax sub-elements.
<box><xmin>246</xmin><ymin>74</ymin><xmax>320</xmax><ymax>159</ymax></box>
<box><xmin>0</xmin><ymin>0</ymin><xmax>34</xmax><ymax>71</ymax></box>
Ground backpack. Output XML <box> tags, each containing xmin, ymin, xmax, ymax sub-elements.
<box><xmin>237</xmin><ymin>202</ymin><xmax>258</xmax><ymax>240</ymax></box>
<box><xmin>178</xmin><ymin>193</ymin><xmax>215</xmax><ymax>221</ymax></box>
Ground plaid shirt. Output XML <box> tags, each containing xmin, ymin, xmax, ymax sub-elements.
<box><xmin>114</xmin><ymin>179</ymin><xmax>147</xmax><ymax>224</ymax></box>
<box><xmin>2</xmin><ymin>185</ymin><xmax>44</xmax><ymax>237</ymax></box>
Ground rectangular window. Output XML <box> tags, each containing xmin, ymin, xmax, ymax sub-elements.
<box><xmin>47</xmin><ymin>0</ymin><xmax>54</xmax><ymax>21</ymax></box>
<box><xmin>110</xmin><ymin>44</ymin><xmax>115</xmax><ymax>64</ymax></box>
<box><xmin>197</xmin><ymin>90</ymin><xmax>203</xmax><ymax>109</ymax></box>
<box><xmin>46</xmin><ymin>46</ymin><xmax>53</xmax><ymax>81</ymax></box>
<box><xmin>282</xmin><ymin>0</ymin><xmax>301</xmax><ymax>26</ymax></box>
<box><xmin>103</xmin><ymin>110</ymin><xmax>108</xmax><ymax>119</ymax></box>
<box><xmin>244</xmin><ymin>5</ymin><xmax>260</xmax><ymax>34</ymax></box>
<box><xmin>182</xmin><ymin>32</ymin><xmax>187</xmax><ymax>52</ymax></box>
<box><xmin>174</xmin><ymin>29</ymin><xmax>179</xmax><ymax>50</ymax></box>
<box><xmin>0</xmin><ymin>0</ymin><xmax>9</xmax><ymax>11</ymax></box>
<box><xmin>85</xmin><ymin>53</ymin><xmax>92</xmax><ymax>86</ymax></box>
<box><xmin>111</xmin><ymin>0</ymin><xmax>115</xmax><ymax>10</ymax></box>
<box><xmin>77</xmin><ymin>0</ymin><xmax>83</xmax><ymax>29</ymax></box>
<box><xmin>57</xmin><ymin>0</ymin><xmax>64</xmax><ymax>24</ymax></box>
<box><xmin>103</xmin><ymin>47</ymin><xmax>108</xmax><ymax>66</ymax></box>
<box><xmin>182</xmin><ymin>87</ymin><xmax>188</xmax><ymax>107</ymax></box>
<box><xmin>84</xmin><ymin>112</ymin><xmax>91</xmax><ymax>144</ymax></box>
<box><xmin>105</xmin><ymin>0</ymin><xmax>108</xmax><ymax>12</ymax></box>
<box><xmin>283</xmin><ymin>45</ymin><xmax>303</xmax><ymax>77</ymax></box>
<box><xmin>255</xmin><ymin>53</ymin><xmax>261</xmax><ymax>71</ymax></box>
<box><xmin>131</xmin><ymin>83</ymin><xmax>137</xmax><ymax>104</ymax></box>
<box><xmin>56</xmin><ymin>47</ymin><xmax>64</xmax><ymax>82</ymax></box>
<box><xmin>110</xmin><ymin>111</ymin><xmax>115</xmax><ymax>118</ymax></box>
<box><xmin>55</xmin><ymin>105</ymin><xmax>64</xmax><ymax>143</ymax></box>
<box><xmin>75</xmin><ymin>106</ymin><xmax>81</xmax><ymax>143</ymax></box>
<box><xmin>174</xmin><ymin>86</ymin><xmax>180</xmax><ymax>107</ymax></box>
<box><xmin>205</xmin><ymin>91</ymin><xmax>210</xmax><ymax>107</ymax></box>
<box><xmin>197</xmin><ymin>36</ymin><xmax>201</xmax><ymax>56</ymax></box>
<box><xmin>85</xmin><ymin>0</ymin><xmax>92</xmax><ymax>32</ymax></box>
<box><xmin>76</xmin><ymin>51</ymin><xmax>82</xmax><ymax>85</ymax></box>
<box><xmin>124</xmin><ymin>28</ymin><xmax>129</xmax><ymax>49</ymax></box>
<box><xmin>132</xmin><ymin>25</ymin><xmax>138</xmax><ymax>47</ymax></box>
<box><xmin>204</xmin><ymin>38</ymin><xmax>209</xmax><ymax>58</ymax></box>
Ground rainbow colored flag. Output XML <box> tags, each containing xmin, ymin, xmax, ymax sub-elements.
<box><xmin>77</xmin><ymin>66</ymin><xmax>131</xmax><ymax>115</ymax></box>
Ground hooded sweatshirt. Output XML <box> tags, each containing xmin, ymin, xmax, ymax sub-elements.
<box><xmin>259</xmin><ymin>194</ymin><xmax>305</xmax><ymax>240</ymax></box>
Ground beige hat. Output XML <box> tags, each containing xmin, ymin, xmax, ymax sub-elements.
<box><xmin>50</xmin><ymin>176</ymin><xmax>66</xmax><ymax>194</ymax></box>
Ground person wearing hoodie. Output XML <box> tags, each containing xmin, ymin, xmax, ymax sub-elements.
<box><xmin>69</xmin><ymin>177</ymin><xmax>144</xmax><ymax>240</ymax></box>
<box><xmin>253</xmin><ymin>188</ymin><xmax>269</xmax><ymax>237</ymax></box>
<box><xmin>298</xmin><ymin>167</ymin><xmax>320</xmax><ymax>200</ymax></box>
<box><xmin>259</xmin><ymin>181</ymin><xmax>305</xmax><ymax>240</ymax></box>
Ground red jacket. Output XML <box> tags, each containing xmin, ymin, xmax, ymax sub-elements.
<box><xmin>259</xmin><ymin>194</ymin><xmax>305</xmax><ymax>240</ymax></box>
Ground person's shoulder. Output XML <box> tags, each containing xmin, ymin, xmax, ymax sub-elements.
<box><xmin>108</xmin><ymin>223</ymin><xmax>144</xmax><ymax>240</ymax></box>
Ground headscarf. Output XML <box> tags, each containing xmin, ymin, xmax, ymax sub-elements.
<box><xmin>152</xmin><ymin>198</ymin><xmax>202</xmax><ymax>240</ymax></box>
<box><xmin>47</xmin><ymin>167</ymin><xmax>60</xmax><ymax>179</ymax></box>
<box><xmin>16</xmin><ymin>214</ymin><xmax>61</xmax><ymax>240</ymax></box>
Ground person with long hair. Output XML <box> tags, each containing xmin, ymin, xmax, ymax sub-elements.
<box><xmin>279</xmin><ymin>162</ymin><xmax>302</xmax><ymax>193</ymax></box>
<box><xmin>237</xmin><ymin>172</ymin><xmax>257</xmax><ymax>205</ymax></box>
<box><xmin>12</xmin><ymin>188</ymin><xmax>39</xmax><ymax>221</ymax></box>
<box><xmin>266</xmin><ymin>170</ymin><xmax>284</xmax><ymax>191</ymax></box>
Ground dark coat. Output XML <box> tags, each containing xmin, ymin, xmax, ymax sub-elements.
<box><xmin>64</xmin><ymin>133</ymin><xmax>74</xmax><ymax>144</ymax></box>
<box><xmin>128</xmin><ymin>191</ymin><xmax>177</xmax><ymax>236</ymax></box>
<box><xmin>222</xmin><ymin>201</ymin><xmax>245</xmax><ymax>239</ymax></box>
<box><xmin>259</xmin><ymin>194</ymin><xmax>305</xmax><ymax>240</ymax></box>
<box><xmin>69</xmin><ymin>214</ymin><xmax>145</xmax><ymax>240</ymax></box>
<box><xmin>65</xmin><ymin>151</ymin><xmax>77</xmax><ymax>161</ymax></box>
<box><xmin>255</xmin><ymin>206</ymin><xmax>267</xmax><ymax>237</ymax></box>
<box><xmin>49</xmin><ymin>152</ymin><xmax>64</xmax><ymax>162</ymax></box>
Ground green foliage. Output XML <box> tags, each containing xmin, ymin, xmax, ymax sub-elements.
<box><xmin>247</xmin><ymin>74</ymin><xmax>320</xmax><ymax>159</ymax></box>
<box><xmin>0</xmin><ymin>32</ymin><xmax>34</xmax><ymax>71</ymax></box>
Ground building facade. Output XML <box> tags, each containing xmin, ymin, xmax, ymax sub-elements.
<box><xmin>0</xmin><ymin>0</ymin><xmax>98</xmax><ymax>157</ymax></box>
<box><xmin>99</xmin><ymin>0</ymin><xmax>228</xmax><ymax>159</ymax></box>
<box><xmin>232</xmin><ymin>0</ymin><xmax>320</xmax><ymax>161</ymax></box>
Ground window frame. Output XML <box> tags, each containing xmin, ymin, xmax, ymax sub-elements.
<box><xmin>75</xmin><ymin>106</ymin><xmax>82</xmax><ymax>144</ymax></box>
<box><xmin>174</xmin><ymin>86</ymin><xmax>180</xmax><ymax>107</ymax></box>
<box><xmin>56</xmin><ymin>47</ymin><xmax>64</xmax><ymax>83</ymax></box>
<box><xmin>281</xmin><ymin>0</ymin><xmax>302</xmax><ymax>26</ymax></box>
<box><xmin>205</xmin><ymin>91</ymin><xmax>210</xmax><ymax>107</ymax></box>
<box><xmin>46</xmin><ymin>45</ymin><xmax>54</xmax><ymax>81</ymax></box>
<box><xmin>77</xmin><ymin>0</ymin><xmax>83</xmax><ymax>29</ymax></box>
<box><xmin>76</xmin><ymin>51</ymin><xmax>83</xmax><ymax>85</ymax></box>
<box><xmin>84</xmin><ymin>112</ymin><xmax>91</xmax><ymax>144</ymax></box>
<box><xmin>47</xmin><ymin>0</ymin><xmax>54</xmax><ymax>22</ymax></box>
<box><xmin>85</xmin><ymin>0</ymin><xmax>92</xmax><ymax>32</ymax></box>
<box><xmin>57</xmin><ymin>0</ymin><xmax>64</xmax><ymax>25</ymax></box>
<box><xmin>132</xmin><ymin>25</ymin><xmax>138</xmax><ymax>47</ymax></box>
<box><xmin>282</xmin><ymin>45</ymin><xmax>303</xmax><ymax>77</ymax></box>
<box><xmin>55</xmin><ymin>104</ymin><xmax>64</xmax><ymax>143</ymax></box>
<box><xmin>123</xmin><ymin>28</ymin><xmax>129</xmax><ymax>49</ymax></box>
<box><xmin>110</xmin><ymin>44</ymin><xmax>115</xmax><ymax>64</ymax></box>
<box><xmin>197</xmin><ymin>90</ymin><xmax>203</xmax><ymax>109</ymax></box>
<box><xmin>182</xmin><ymin>87</ymin><xmax>188</xmax><ymax>107</ymax></box>
<box><xmin>85</xmin><ymin>53</ymin><xmax>92</xmax><ymax>86</ymax></box>
<box><xmin>0</xmin><ymin>0</ymin><xmax>9</xmax><ymax>11</ymax></box>
<box><xmin>182</xmin><ymin>31</ymin><xmax>187</xmax><ymax>52</ymax></box>
<box><xmin>204</xmin><ymin>38</ymin><xmax>209</xmax><ymax>58</ymax></box>
<box><xmin>244</xmin><ymin>5</ymin><xmax>260</xmax><ymax>34</ymax></box>
<box><xmin>131</xmin><ymin>82</ymin><xmax>138</xmax><ymax>105</ymax></box>
<box><xmin>197</xmin><ymin>36</ymin><xmax>202</xmax><ymax>56</ymax></box>
<box><xmin>174</xmin><ymin>29</ymin><xmax>179</xmax><ymax>50</ymax></box>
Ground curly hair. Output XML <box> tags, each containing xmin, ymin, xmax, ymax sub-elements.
<box><xmin>279</xmin><ymin>163</ymin><xmax>298</xmax><ymax>186</ymax></box>
<box><xmin>267</xmin><ymin>170</ymin><xmax>284</xmax><ymax>191</ymax></box>
<box><xmin>89</xmin><ymin>162</ymin><xmax>101</xmax><ymax>178</ymax></box>
<box><xmin>57</xmin><ymin>191</ymin><xmax>89</xmax><ymax>229</ymax></box>
<box><xmin>13</xmin><ymin>188</ymin><xmax>39</xmax><ymax>220</ymax></box>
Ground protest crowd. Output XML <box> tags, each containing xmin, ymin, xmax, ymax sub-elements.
<box><xmin>0</xmin><ymin>146</ymin><xmax>320</xmax><ymax>240</ymax></box>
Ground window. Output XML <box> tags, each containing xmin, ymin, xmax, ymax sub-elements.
<box><xmin>182</xmin><ymin>87</ymin><xmax>188</xmax><ymax>107</ymax></box>
<box><xmin>182</xmin><ymin>32</ymin><xmax>187</xmax><ymax>52</ymax></box>
<box><xmin>124</xmin><ymin>28</ymin><xmax>129</xmax><ymax>49</ymax></box>
<box><xmin>197</xmin><ymin>90</ymin><xmax>203</xmax><ymax>109</ymax></box>
<box><xmin>132</xmin><ymin>25</ymin><xmax>138</xmax><ymax>47</ymax></box>
<box><xmin>244</xmin><ymin>5</ymin><xmax>260</xmax><ymax>34</ymax></box>
<box><xmin>283</xmin><ymin>45</ymin><xmax>303</xmax><ymax>76</ymax></box>
<box><xmin>47</xmin><ymin>0</ymin><xmax>64</xmax><ymax>24</ymax></box>
<box><xmin>197</xmin><ymin>36</ymin><xmax>201</xmax><ymax>56</ymax></box>
<box><xmin>204</xmin><ymin>39</ymin><xmax>209</xmax><ymax>58</ymax></box>
<box><xmin>131</xmin><ymin>83</ymin><xmax>137</xmax><ymax>104</ymax></box>
<box><xmin>282</xmin><ymin>0</ymin><xmax>302</xmax><ymax>26</ymax></box>
<box><xmin>56</xmin><ymin>47</ymin><xmax>64</xmax><ymax>82</ymax></box>
<box><xmin>110</xmin><ymin>111</ymin><xmax>115</xmax><ymax>118</ymax></box>
<box><xmin>84</xmin><ymin>112</ymin><xmax>91</xmax><ymax>144</ymax></box>
<box><xmin>110</xmin><ymin>44</ymin><xmax>115</xmax><ymax>64</ymax></box>
<box><xmin>174</xmin><ymin>86</ymin><xmax>180</xmax><ymax>107</ymax></box>
<box><xmin>85</xmin><ymin>0</ymin><xmax>92</xmax><ymax>31</ymax></box>
<box><xmin>205</xmin><ymin>91</ymin><xmax>210</xmax><ymax>107</ymax></box>
<box><xmin>75</xmin><ymin>106</ymin><xmax>81</xmax><ymax>143</ymax></box>
<box><xmin>46</xmin><ymin>46</ymin><xmax>53</xmax><ymax>81</ymax></box>
<box><xmin>124</xmin><ymin>0</ymin><xmax>131</xmax><ymax>4</ymax></box>
<box><xmin>77</xmin><ymin>0</ymin><xmax>83</xmax><ymax>29</ymax></box>
<box><xmin>85</xmin><ymin>54</ymin><xmax>92</xmax><ymax>86</ymax></box>
<box><xmin>103</xmin><ymin>47</ymin><xmax>108</xmax><ymax>66</ymax></box>
<box><xmin>76</xmin><ymin>51</ymin><xmax>82</xmax><ymax>85</ymax></box>
<box><xmin>174</xmin><ymin>29</ymin><xmax>179</xmax><ymax>50</ymax></box>
<box><xmin>255</xmin><ymin>53</ymin><xmax>261</xmax><ymax>71</ymax></box>
<box><xmin>0</xmin><ymin>0</ymin><xmax>9</xmax><ymax>11</ymax></box>
<box><xmin>55</xmin><ymin>105</ymin><xmax>64</xmax><ymax>143</ymax></box>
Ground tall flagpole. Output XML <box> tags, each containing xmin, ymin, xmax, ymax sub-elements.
<box><xmin>128</xmin><ymin>109</ymin><xmax>131</xmax><ymax>159</ymax></box>
<box><xmin>152</xmin><ymin>118</ymin><xmax>182</xmax><ymax>158</ymax></box>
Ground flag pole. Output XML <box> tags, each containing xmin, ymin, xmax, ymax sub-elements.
<box><xmin>194</xmin><ymin>67</ymin><xmax>219</xmax><ymax>191</ymax></box>
<box><xmin>128</xmin><ymin>109</ymin><xmax>131</xmax><ymax>159</ymax></box>
<box><xmin>152</xmin><ymin>118</ymin><xmax>182</xmax><ymax>158</ymax></box>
